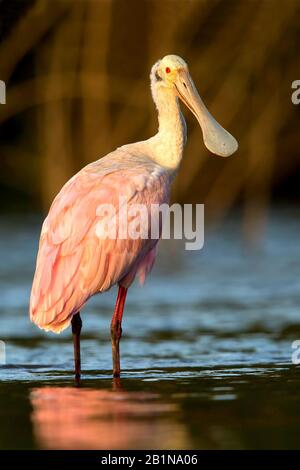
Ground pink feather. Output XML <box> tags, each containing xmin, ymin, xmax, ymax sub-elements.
<box><xmin>30</xmin><ymin>150</ymin><xmax>170</xmax><ymax>333</ymax></box>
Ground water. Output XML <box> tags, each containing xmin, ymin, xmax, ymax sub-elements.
<box><xmin>1</xmin><ymin>208</ymin><xmax>300</xmax><ymax>449</ymax></box>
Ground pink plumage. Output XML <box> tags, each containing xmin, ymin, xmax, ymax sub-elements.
<box><xmin>30</xmin><ymin>150</ymin><xmax>170</xmax><ymax>333</ymax></box>
<box><xmin>30</xmin><ymin>54</ymin><xmax>237</xmax><ymax>379</ymax></box>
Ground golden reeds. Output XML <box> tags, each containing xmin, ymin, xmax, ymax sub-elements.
<box><xmin>0</xmin><ymin>0</ymin><xmax>299</xmax><ymax>239</ymax></box>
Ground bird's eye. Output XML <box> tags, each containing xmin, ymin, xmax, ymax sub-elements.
<box><xmin>165</xmin><ymin>67</ymin><xmax>171</xmax><ymax>74</ymax></box>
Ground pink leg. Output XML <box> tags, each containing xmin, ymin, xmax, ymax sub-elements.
<box><xmin>110</xmin><ymin>286</ymin><xmax>128</xmax><ymax>378</ymax></box>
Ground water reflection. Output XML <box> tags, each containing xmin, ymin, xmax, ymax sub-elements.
<box><xmin>1</xmin><ymin>211</ymin><xmax>300</xmax><ymax>449</ymax></box>
<box><xmin>30</xmin><ymin>382</ymin><xmax>188</xmax><ymax>449</ymax></box>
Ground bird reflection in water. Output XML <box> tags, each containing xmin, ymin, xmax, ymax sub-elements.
<box><xmin>30</xmin><ymin>381</ymin><xmax>188</xmax><ymax>449</ymax></box>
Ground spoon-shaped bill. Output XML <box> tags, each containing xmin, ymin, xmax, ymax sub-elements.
<box><xmin>175</xmin><ymin>69</ymin><xmax>238</xmax><ymax>157</ymax></box>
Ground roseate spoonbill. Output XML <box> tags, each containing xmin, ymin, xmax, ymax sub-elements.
<box><xmin>30</xmin><ymin>55</ymin><xmax>238</xmax><ymax>380</ymax></box>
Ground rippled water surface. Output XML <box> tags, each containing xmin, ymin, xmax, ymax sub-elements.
<box><xmin>1</xmin><ymin>209</ymin><xmax>300</xmax><ymax>449</ymax></box>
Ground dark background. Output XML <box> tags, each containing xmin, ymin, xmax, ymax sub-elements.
<box><xmin>1</xmin><ymin>1</ymin><xmax>300</xmax><ymax>451</ymax></box>
<box><xmin>0</xmin><ymin>0</ymin><xmax>299</xmax><ymax>235</ymax></box>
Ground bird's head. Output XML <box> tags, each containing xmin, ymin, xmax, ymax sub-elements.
<box><xmin>151</xmin><ymin>54</ymin><xmax>238</xmax><ymax>157</ymax></box>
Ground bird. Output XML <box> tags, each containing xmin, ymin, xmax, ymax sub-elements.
<box><xmin>30</xmin><ymin>54</ymin><xmax>238</xmax><ymax>381</ymax></box>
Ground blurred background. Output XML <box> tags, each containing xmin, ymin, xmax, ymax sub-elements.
<box><xmin>1</xmin><ymin>0</ymin><xmax>300</xmax><ymax>451</ymax></box>
<box><xmin>0</xmin><ymin>0</ymin><xmax>299</xmax><ymax>236</ymax></box>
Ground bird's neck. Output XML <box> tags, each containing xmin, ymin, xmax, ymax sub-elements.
<box><xmin>148</xmin><ymin>88</ymin><xmax>187</xmax><ymax>171</ymax></box>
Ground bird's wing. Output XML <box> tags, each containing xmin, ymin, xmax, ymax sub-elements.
<box><xmin>30</xmin><ymin>150</ymin><xmax>170</xmax><ymax>333</ymax></box>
